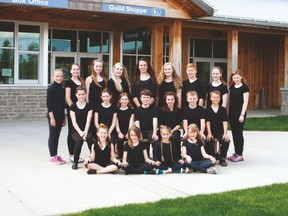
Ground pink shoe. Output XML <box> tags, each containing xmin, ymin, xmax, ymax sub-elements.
<box><xmin>49</xmin><ymin>156</ymin><xmax>62</xmax><ymax>165</ymax></box>
<box><xmin>56</xmin><ymin>156</ymin><xmax>66</xmax><ymax>164</ymax></box>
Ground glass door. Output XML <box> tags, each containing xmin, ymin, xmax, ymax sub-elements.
<box><xmin>78</xmin><ymin>54</ymin><xmax>101</xmax><ymax>79</ymax></box>
<box><xmin>194</xmin><ymin>60</ymin><xmax>211</xmax><ymax>88</ymax></box>
<box><xmin>51</xmin><ymin>53</ymin><xmax>76</xmax><ymax>83</ymax></box>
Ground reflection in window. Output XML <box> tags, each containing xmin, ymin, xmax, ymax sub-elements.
<box><xmin>79</xmin><ymin>31</ymin><xmax>101</xmax><ymax>53</ymax></box>
<box><xmin>195</xmin><ymin>39</ymin><xmax>212</xmax><ymax>58</ymax></box>
<box><xmin>19</xmin><ymin>53</ymin><xmax>39</xmax><ymax>80</ymax></box>
<box><xmin>18</xmin><ymin>25</ymin><xmax>40</xmax><ymax>51</ymax></box>
<box><xmin>0</xmin><ymin>48</ymin><xmax>14</xmax><ymax>84</ymax></box>
<box><xmin>102</xmin><ymin>32</ymin><xmax>109</xmax><ymax>53</ymax></box>
<box><xmin>0</xmin><ymin>22</ymin><xmax>14</xmax><ymax>48</ymax></box>
<box><xmin>52</xmin><ymin>29</ymin><xmax>77</xmax><ymax>52</ymax></box>
<box><xmin>213</xmin><ymin>40</ymin><xmax>227</xmax><ymax>58</ymax></box>
<box><xmin>138</xmin><ymin>37</ymin><xmax>151</xmax><ymax>55</ymax></box>
<box><xmin>123</xmin><ymin>41</ymin><xmax>136</xmax><ymax>54</ymax></box>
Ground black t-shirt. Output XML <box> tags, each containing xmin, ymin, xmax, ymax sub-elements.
<box><xmin>94</xmin><ymin>103</ymin><xmax>117</xmax><ymax>127</ymax></box>
<box><xmin>108</xmin><ymin>78</ymin><xmax>131</xmax><ymax>105</ymax></box>
<box><xmin>93</xmin><ymin>142</ymin><xmax>111</xmax><ymax>167</ymax></box>
<box><xmin>206</xmin><ymin>83</ymin><xmax>228</xmax><ymax>107</ymax></box>
<box><xmin>134</xmin><ymin>105</ymin><xmax>157</xmax><ymax>130</ymax></box>
<box><xmin>70</xmin><ymin>103</ymin><xmax>93</xmax><ymax>131</ymax></box>
<box><xmin>88</xmin><ymin>79</ymin><xmax>106</xmax><ymax>108</ymax></box>
<box><xmin>182</xmin><ymin>139</ymin><xmax>204</xmax><ymax>161</ymax></box>
<box><xmin>182</xmin><ymin>79</ymin><xmax>205</xmax><ymax>107</ymax></box>
<box><xmin>205</xmin><ymin>106</ymin><xmax>228</xmax><ymax>135</ymax></box>
<box><xmin>123</xmin><ymin>141</ymin><xmax>146</xmax><ymax>164</ymax></box>
<box><xmin>158</xmin><ymin>81</ymin><xmax>176</xmax><ymax>108</ymax></box>
<box><xmin>229</xmin><ymin>83</ymin><xmax>249</xmax><ymax>116</ymax></box>
<box><xmin>65</xmin><ymin>79</ymin><xmax>81</xmax><ymax>104</ymax></box>
<box><xmin>182</xmin><ymin>105</ymin><xmax>205</xmax><ymax>129</ymax></box>
<box><xmin>157</xmin><ymin>108</ymin><xmax>181</xmax><ymax>129</ymax></box>
<box><xmin>131</xmin><ymin>77</ymin><xmax>157</xmax><ymax>102</ymax></box>
<box><xmin>154</xmin><ymin>141</ymin><xmax>179</xmax><ymax>163</ymax></box>
<box><xmin>117</xmin><ymin>107</ymin><xmax>134</xmax><ymax>134</ymax></box>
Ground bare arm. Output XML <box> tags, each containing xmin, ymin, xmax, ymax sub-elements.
<box><xmin>85</xmin><ymin>77</ymin><xmax>92</xmax><ymax>103</ymax></box>
<box><xmin>65</xmin><ymin>87</ymin><xmax>73</xmax><ymax>107</ymax></box>
<box><xmin>222</xmin><ymin>93</ymin><xmax>228</xmax><ymax>108</ymax></box>
<box><xmin>94</xmin><ymin>112</ymin><xmax>99</xmax><ymax>129</ymax></box>
<box><xmin>201</xmin><ymin>146</ymin><xmax>216</xmax><ymax>163</ymax></box>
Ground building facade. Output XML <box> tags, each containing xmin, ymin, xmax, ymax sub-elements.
<box><xmin>0</xmin><ymin>0</ymin><xmax>288</xmax><ymax>119</ymax></box>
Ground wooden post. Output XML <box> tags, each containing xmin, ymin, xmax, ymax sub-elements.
<box><xmin>284</xmin><ymin>35</ymin><xmax>288</xmax><ymax>88</ymax></box>
<box><xmin>169</xmin><ymin>20</ymin><xmax>182</xmax><ymax>76</ymax></box>
<box><xmin>227</xmin><ymin>30</ymin><xmax>238</xmax><ymax>78</ymax></box>
<box><xmin>151</xmin><ymin>23</ymin><xmax>163</xmax><ymax>76</ymax></box>
<box><xmin>112</xmin><ymin>32</ymin><xmax>122</xmax><ymax>65</ymax></box>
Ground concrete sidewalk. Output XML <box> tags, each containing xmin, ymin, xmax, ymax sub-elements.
<box><xmin>0</xmin><ymin>119</ymin><xmax>288</xmax><ymax>216</ymax></box>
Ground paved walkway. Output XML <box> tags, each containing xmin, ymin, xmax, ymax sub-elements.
<box><xmin>0</xmin><ymin>118</ymin><xmax>288</xmax><ymax>216</ymax></box>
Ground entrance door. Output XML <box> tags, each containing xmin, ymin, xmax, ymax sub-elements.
<box><xmin>194</xmin><ymin>60</ymin><xmax>211</xmax><ymax>88</ymax></box>
<box><xmin>78</xmin><ymin>54</ymin><xmax>101</xmax><ymax>79</ymax></box>
<box><xmin>51</xmin><ymin>53</ymin><xmax>76</xmax><ymax>83</ymax></box>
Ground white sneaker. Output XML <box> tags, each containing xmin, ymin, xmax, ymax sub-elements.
<box><xmin>207</xmin><ymin>167</ymin><xmax>217</xmax><ymax>174</ymax></box>
<box><xmin>69</xmin><ymin>156</ymin><xmax>84</xmax><ymax>163</ymax></box>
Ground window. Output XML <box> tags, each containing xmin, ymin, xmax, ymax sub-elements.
<box><xmin>0</xmin><ymin>22</ymin><xmax>14</xmax><ymax>84</ymax></box>
<box><xmin>18</xmin><ymin>25</ymin><xmax>40</xmax><ymax>81</ymax></box>
<box><xmin>163</xmin><ymin>36</ymin><xmax>169</xmax><ymax>63</ymax></box>
<box><xmin>123</xmin><ymin>36</ymin><xmax>151</xmax><ymax>77</ymax></box>
<box><xmin>51</xmin><ymin>29</ymin><xmax>77</xmax><ymax>52</ymax></box>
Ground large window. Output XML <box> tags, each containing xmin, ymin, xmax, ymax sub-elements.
<box><xmin>123</xmin><ymin>36</ymin><xmax>151</xmax><ymax>77</ymax></box>
<box><xmin>0</xmin><ymin>22</ymin><xmax>41</xmax><ymax>85</ymax></box>
<box><xmin>0</xmin><ymin>22</ymin><xmax>14</xmax><ymax>84</ymax></box>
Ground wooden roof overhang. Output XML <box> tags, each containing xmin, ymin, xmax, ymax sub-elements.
<box><xmin>0</xmin><ymin>0</ymin><xmax>213</xmax><ymax>31</ymax></box>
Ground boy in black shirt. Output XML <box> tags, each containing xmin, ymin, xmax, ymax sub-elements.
<box><xmin>134</xmin><ymin>89</ymin><xmax>158</xmax><ymax>157</ymax></box>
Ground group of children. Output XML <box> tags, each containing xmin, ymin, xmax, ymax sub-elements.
<box><xmin>46</xmin><ymin>58</ymin><xmax>249</xmax><ymax>175</ymax></box>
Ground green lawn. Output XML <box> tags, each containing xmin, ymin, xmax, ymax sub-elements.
<box><xmin>67</xmin><ymin>183</ymin><xmax>288</xmax><ymax>216</ymax></box>
<box><xmin>244</xmin><ymin>115</ymin><xmax>288</xmax><ymax>131</ymax></box>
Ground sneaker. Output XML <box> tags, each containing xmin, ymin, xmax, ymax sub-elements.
<box><xmin>219</xmin><ymin>160</ymin><xmax>227</xmax><ymax>167</ymax></box>
<box><xmin>143</xmin><ymin>170</ymin><xmax>156</xmax><ymax>174</ymax></box>
<box><xmin>87</xmin><ymin>169</ymin><xmax>97</xmax><ymax>175</ymax></box>
<box><xmin>230</xmin><ymin>154</ymin><xmax>244</xmax><ymax>162</ymax></box>
<box><xmin>175</xmin><ymin>168</ymin><xmax>183</xmax><ymax>174</ymax></box>
<box><xmin>69</xmin><ymin>156</ymin><xmax>84</xmax><ymax>163</ymax></box>
<box><xmin>72</xmin><ymin>162</ymin><xmax>78</xmax><ymax>170</ymax></box>
<box><xmin>56</xmin><ymin>156</ymin><xmax>66</xmax><ymax>164</ymax></box>
<box><xmin>156</xmin><ymin>169</ymin><xmax>165</xmax><ymax>174</ymax></box>
<box><xmin>207</xmin><ymin>167</ymin><xmax>217</xmax><ymax>174</ymax></box>
<box><xmin>49</xmin><ymin>156</ymin><xmax>62</xmax><ymax>165</ymax></box>
<box><xmin>227</xmin><ymin>153</ymin><xmax>237</xmax><ymax>161</ymax></box>
<box><xmin>185</xmin><ymin>167</ymin><xmax>193</xmax><ymax>174</ymax></box>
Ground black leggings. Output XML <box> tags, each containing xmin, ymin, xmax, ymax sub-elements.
<box><xmin>122</xmin><ymin>163</ymin><xmax>155</xmax><ymax>174</ymax></box>
<box><xmin>66</xmin><ymin>108</ymin><xmax>76</xmax><ymax>155</ymax></box>
<box><xmin>48</xmin><ymin>117</ymin><xmax>64</xmax><ymax>157</ymax></box>
<box><xmin>72</xmin><ymin>131</ymin><xmax>94</xmax><ymax>163</ymax></box>
<box><xmin>230</xmin><ymin>116</ymin><xmax>246</xmax><ymax>156</ymax></box>
<box><xmin>156</xmin><ymin>161</ymin><xmax>183</xmax><ymax>172</ymax></box>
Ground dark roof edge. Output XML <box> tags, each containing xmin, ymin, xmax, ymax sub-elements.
<box><xmin>190</xmin><ymin>0</ymin><xmax>214</xmax><ymax>16</ymax></box>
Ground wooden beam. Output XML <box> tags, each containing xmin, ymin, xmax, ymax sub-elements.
<box><xmin>169</xmin><ymin>20</ymin><xmax>182</xmax><ymax>76</ymax></box>
<box><xmin>227</xmin><ymin>30</ymin><xmax>238</xmax><ymax>78</ymax></box>
<box><xmin>285</xmin><ymin>35</ymin><xmax>288</xmax><ymax>88</ymax></box>
<box><xmin>182</xmin><ymin>35</ymin><xmax>190</xmax><ymax>79</ymax></box>
<box><xmin>151</xmin><ymin>23</ymin><xmax>164</xmax><ymax>77</ymax></box>
<box><xmin>112</xmin><ymin>32</ymin><xmax>122</xmax><ymax>65</ymax></box>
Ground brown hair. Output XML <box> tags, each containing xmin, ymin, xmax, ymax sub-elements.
<box><xmin>228</xmin><ymin>69</ymin><xmax>248</xmax><ymax>87</ymax></box>
<box><xmin>70</xmin><ymin>63</ymin><xmax>85</xmax><ymax>86</ymax></box>
<box><xmin>127</xmin><ymin>125</ymin><xmax>141</xmax><ymax>148</ymax></box>
<box><xmin>97</xmin><ymin>124</ymin><xmax>111</xmax><ymax>148</ymax></box>
<box><xmin>75</xmin><ymin>85</ymin><xmax>87</xmax><ymax>94</ymax></box>
<box><xmin>160</xmin><ymin>91</ymin><xmax>179</xmax><ymax>112</ymax></box>
<box><xmin>140</xmin><ymin>88</ymin><xmax>152</xmax><ymax>97</ymax></box>
<box><xmin>117</xmin><ymin>92</ymin><xmax>132</xmax><ymax>108</ymax></box>
<box><xmin>212</xmin><ymin>66</ymin><xmax>226</xmax><ymax>85</ymax></box>
<box><xmin>132</xmin><ymin>58</ymin><xmax>157</xmax><ymax>88</ymax></box>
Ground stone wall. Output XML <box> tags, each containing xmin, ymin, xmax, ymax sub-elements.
<box><xmin>280</xmin><ymin>88</ymin><xmax>288</xmax><ymax>115</ymax></box>
<box><xmin>0</xmin><ymin>87</ymin><xmax>47</xmax><ymax>120</ymax></box>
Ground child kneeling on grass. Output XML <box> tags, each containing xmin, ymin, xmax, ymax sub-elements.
<box><xmin>181</xmin><ymin>124</ymin><xmax>217</xmax><ymax>174</ymax></box>
<box><xmin>84</xmin><ymin>124</ymin><xmax>121</xmax><ymax>174</ymax></box>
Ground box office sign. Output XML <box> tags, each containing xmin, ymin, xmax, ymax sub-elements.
<box><xmin>0</xmin><ymin>0</ymin><xmax>68</xmax><ymax>8</ymax></box>
<box><xmin>103</xmin><ymin>4</ymin><xmax>165</xmax><ymax>17</ymax></box>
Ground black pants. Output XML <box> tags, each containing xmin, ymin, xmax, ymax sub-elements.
<box><xmin>72</xmin><ymin>131</ymin><xmax>94</xmax><ymax>163</ymax></box>
<box><xmin>66</xmin><ymin>108</ymin><xmax>76</xmax><ymax>155</ymax></box>
<box><xmin>205</xmin><ymin>133</ymin><xmax>230</xmax><ymax>160</ymax></box>
<box><xmin>230</xmin><ymin>115</ymin><xmax>246</xmax><ymax>156</ymax></box>
<box><xmin>48</xmin><ymin>117</ymin><xmax>64</xmax><ymax>157</ymax></box>
<box><xmin>122</xmin><ymin>163</ymin><xmax>155</xmax><ymax>174</ymax></box>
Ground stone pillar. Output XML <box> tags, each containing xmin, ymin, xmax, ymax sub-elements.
<box><xmin>281</xmin><ymin>35</ymin><xmax>288</xmax><ymax>114</ymax></box>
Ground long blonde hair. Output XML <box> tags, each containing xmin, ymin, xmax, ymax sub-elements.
<box><xmin>188</xmin><ymin>124</ymin><xmax>203</xmax><ymax>143</ymax></box>
<box><xmin>159</xmin><ymin>126</ymin><xmax>174</xmax><ymax>162</ymax></box>
<box><xmin>157</xmin><ymin>62</ymin><xmax>182</xmax><ymax>91</ymax></box>
<box><xmin>90</xmin><ymin>58</ymin><xmax>108</xmax><ymax>87</ymax></box>
<box><xmin>112</xmin><ymin>62</ymin><xmax>130</xmax><ymax>92</ymax></box>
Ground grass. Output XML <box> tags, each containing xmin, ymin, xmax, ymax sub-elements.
<box><xmin>244</xmin><ymin>115</ymin><xmax>288</xmax><ymax>131</ymax></box>
<box><xmin>66</xmin><ymin>183</ymin><xmax>288</xmax><ymax>216</ymax></box>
